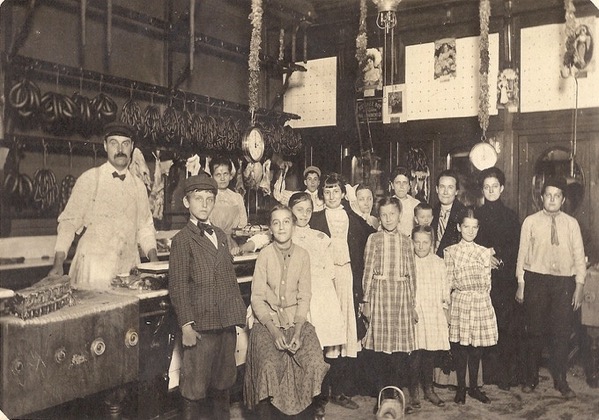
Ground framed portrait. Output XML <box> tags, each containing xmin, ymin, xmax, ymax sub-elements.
<box><xmin>382</xmin><ymin>84</ymin><xmax>406</xmax><ymax>123</ymax></box>
<box><xmin>434</xmin><ymin>38</ymin><xmax>457</xmax><ymax>80</ymax></box>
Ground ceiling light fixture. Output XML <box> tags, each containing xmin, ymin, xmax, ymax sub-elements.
<box><xmin>372</xmin><ymin>0</ymin><xmax>402</xmax><ymax>32</ymax></box>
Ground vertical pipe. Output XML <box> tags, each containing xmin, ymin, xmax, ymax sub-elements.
<box><xmin>303</xmin><ymin>26</ymin><xmax>307</xmax><ymax>63</ymax></box>
<box><xmin>106</xmin><ymin>0</ymin><xmax>112</xmax><ymax>57</ymax></box>
<box><xmin>81</xmin><ymin>0</ymin><xmax>86</xmax><ymax>47</ymax></box>
<box><xmin>291</xmin><ymin>26</ymin><xmax>298</xmax><ymax>63</ymax></box>
<box><xmin>189</xmin><ymin>0</ymin><xmax>195</xmax><ymax>72</ymax></box>
<box><xmin>390</xmin><ymin>24</ymin><xmax>394</xmax><ymax>86</ymax></box>
<box><xmin>166</xmin><ymin>0</ymin><xmax>174</xmax><ymax>89</ymax></box>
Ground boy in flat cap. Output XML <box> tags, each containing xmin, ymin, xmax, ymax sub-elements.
<box><xmin>516</xmin><ymin>176</ymin><xmax>586</xmax><ymax>398</ymax></box>
<box><xmin>49</xmin><ymin>121</ymin><xmax>158</xmax><ymax>289</ymax></box>
<box><xmin>168</xmin><ymin>173</ymin><xmax>246</xmax><ymax>420</ymax></box>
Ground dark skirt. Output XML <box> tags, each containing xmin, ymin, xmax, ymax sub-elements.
<box><xmin>243</xmin><ymin>322</ymin><xmax>329</xmax><ymax>415</ymax></box>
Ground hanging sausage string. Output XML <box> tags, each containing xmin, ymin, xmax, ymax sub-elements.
<box><xmin>5</xmin><ymin>55</ymin><xmax>301</xmax><ymax>156</ymax></box>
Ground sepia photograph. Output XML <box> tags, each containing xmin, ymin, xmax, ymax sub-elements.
<box><xmin>0</xmin><ymin>1</ymin><xmax>598</xmax><ymax>419</ymax></box>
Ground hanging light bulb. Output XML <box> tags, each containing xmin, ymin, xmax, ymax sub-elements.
<box><xmin>372</xmin><ymin>0</ymin><xmax>402</xmax><ymax>32</ymax></box>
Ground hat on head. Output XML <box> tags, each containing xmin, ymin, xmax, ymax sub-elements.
<box><xmin>303</xmin><ymin>166</ymin><xmax>321</xmax><ymax>178</ymax></box>
<box><xmin>184</xmin><ymin>173</ymin><xmax>217</xmax><ymax>194</ymax></box>
<box><xmin>542</xmin><ymin>176</ymin><xmax>567</xmax><ymax>195</ymax></box>
<box><xmin>104</xmin><ymin>121</ymin><xmax>135</xmax><ymax>139</ymax></box>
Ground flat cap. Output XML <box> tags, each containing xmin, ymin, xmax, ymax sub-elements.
<box><xmin>543</xmin><ymin>176</ymin><xmax>567</xmax><ymax>194</ymax></box>
<box><xmin>104</xmin><ymin>121</ymin><xmax>135</xmax><ymax>139</ymax></box>
<box><xmin>303</xmin><ymin>165</ymin><xmax>321</xmax><ymax>178</ymax></box>
<box><xmin>184</xmin><ymin>173</ymin><xmax>218</xmax><ymax>194</ymax></box>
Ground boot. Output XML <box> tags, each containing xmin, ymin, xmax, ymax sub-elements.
<box><xmin>256</xmin><ymin>399</ymin><xmax>273</xmax><ymax>420</ymax></box>
<box><xmin>408</xmin><ymin>386</ymin><xmax>421</xmax><ymax>409</ymax></box>
<box><xmin>586</xmin><ymin>345</ymin><xmax>599</xmax><ymax>388</ymax></box>
<box><xmin>468</xmin><ymin>387</ymin><xmax>490</xmax><ymax>404</ymax></box>
<box><xmin>313</xmin><ymin>394</ymin><xmax>327</xmax><ymax>419</ymax></box>
<box><xmin>554</xmin><ymin>373</ymin><xmax>576</xmax><ymax>399</ymax></box>
<box><xmin>181</xmin><ymin>397</ymin><xmax>200</xmax><ymax>420</ymax></box>
<box><xmin>212</xmin><ymin>389</ymin><xmax>231</xmax><ymax>420</ymax></box>
<box><xmin>454</xmin><ymin>387</ymin><xmax>466</xmax><ymax>405</ymax></box>
<box><xmin>423</xmin><ymin>385</ymin><xmax>445</xmax><ymax>407</ymax></box>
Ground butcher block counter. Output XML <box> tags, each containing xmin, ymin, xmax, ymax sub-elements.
<box><xmin>0</xmin><ymin>250</ymin><xmax>257</xmax><ymax>419</ymax></box>
<box><xmin>0</xmin><ymin>290</ymin><xmax>140</xmax><ymax>418</ymax></box>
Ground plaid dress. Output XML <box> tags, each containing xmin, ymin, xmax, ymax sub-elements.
<box><xmin>444</xmin><ymin>240</ymin><xmax>498</xmax><ymax>347</ymax></box>
<box><xmin>363</xmin><ymin>229</ymin><xmax>416</xmax><ymax>353</ymax></box>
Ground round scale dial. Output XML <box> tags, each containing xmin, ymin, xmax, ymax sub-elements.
<box><xmin>242</xmin><ymin>126</ymin><xmax>265</xmax><ymax>162</ymax></box>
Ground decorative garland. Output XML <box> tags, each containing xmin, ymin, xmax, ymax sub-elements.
<box><xmin>355</xmin><ymin>0</ymin><xmax>368</xmax><ymax>66</ymax></box>
<box><xmin>563</xmin><ymin>0</ymin><xmax>577</xmax><ymax>68</ymax></box>
<box><xmin>478</xmin><ymin>0</ymin><xmax>491</xmax><ymax>136</ymax></box>
<box><xmin>278</xmin><ymin>28</ymin><xmax>285</xmax><ymax>62</ymax></box>
<box><xmin>248</xmin><ymin>0</ymin><xmax>263</xmax><ymax>117</ymax></box>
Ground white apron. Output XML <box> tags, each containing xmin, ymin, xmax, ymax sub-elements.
<box><xmin>68</xmin><ymin>173</ymin><xmax>142</xmax><ymax>289</ymax></box>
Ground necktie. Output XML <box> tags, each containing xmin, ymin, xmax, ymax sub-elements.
<box><xmin>551</xmin><ymin>214</ymin><xmax>559</xmax><ymax>246</ymax></box>
<box><xmin>197</xmin><ymin>222</ymin><xmax>214</xmax><ymax>236</ymax></box>
<box><xmin>437</xmin><ymin>209</ymin><xmax>448</xmax><ymax>244</ymax></box>
<box><xmin>112</xmin><ymin>171</ymin><xmax>126</xmax><ymax>181</ymax></box>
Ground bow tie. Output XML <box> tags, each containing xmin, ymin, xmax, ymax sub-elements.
<box><xmin>112</xmin><ymin>171</ymin><xmax>126</xmax><ymax>181</ymax></box>
<box><xmin>197</xmin><ymin>222</ymin><xmax>214</xmax><ymax>236</ymax></box>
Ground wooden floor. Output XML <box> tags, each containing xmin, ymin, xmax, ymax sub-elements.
<box><xmin>23</xmin><ymin>365</ymin><xmax>599</xmax><ymax>419</ymax></box>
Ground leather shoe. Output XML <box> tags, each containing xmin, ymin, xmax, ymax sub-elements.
<box><xmin>409</xmin><ymin>387</ymin><xmax>421</xmax><ymax>409</ymax></box>
<box><xmin>468</xmin><ymin>387</ymin><xmax>490</xmax><ymax>404</ymax></box>
<box><xmin>330</xmin><ymin>394</ymin><xmax>359</xmax><ymax>410</ymax></box>
<box><xmin>555</xmin><ymin>382</ymin><xmax>576</xmax><ymax>399</ymax></box>
<box><xmin>454</xmin><ymin>387</ymin><xmax>466</xmax><ymax>405</ymax></box>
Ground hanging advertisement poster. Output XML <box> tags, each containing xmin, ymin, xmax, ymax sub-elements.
<box><xmin>434</xmin><ymin>38</ymin><xmax>457</xmax><ymax>79</ymax></box>
<box><xmin>357</xmin><ymin>47</ymin><xmax>383</xmax><ymax>96</ymax></box>
<box><xmin>356</xmin><ymin>97</ymin><xmax>383</xmax><ymax>124</ymax></box>
<box><xmin>382</xmin><ymin>84</ymin><xmax>406</xmax><ymax>123</ymax></box>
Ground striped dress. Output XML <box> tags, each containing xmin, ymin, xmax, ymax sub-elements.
<box><xmin>444</xmin><ymin>240</ymin><xmax>498</xmax><ymax>347</ymax></box>
<box><xmin>362</xmin><ymin>229</ymin><xmax>416</xmax><ymax>353</ymax></box>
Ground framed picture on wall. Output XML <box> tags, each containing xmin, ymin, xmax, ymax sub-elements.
<box><xmin>383</xmin><ymin>84</ymin><xmax>406</xmax><ymax>124</ymax></box>
<box><xmin>358</xmin><ymin>47</ymin><xmax>383</xmax><ymax>95</ymax></box>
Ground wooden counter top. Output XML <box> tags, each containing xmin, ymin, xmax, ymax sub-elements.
<box><xmin>0</xmin><ymin>257</ymin><xmax>54</xmax><ymax>271</ymax></box>
<box><xmin>0</xmin><ymin>252</ymin><xmax>258</xmax><ymax>272</ymax></box>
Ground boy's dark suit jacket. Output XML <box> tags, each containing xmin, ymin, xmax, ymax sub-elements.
<box><xmin>168</xmin><ymin>220</ymin><xmax>246</xmax><ymax>331</ymax></box>
<box><xmin>432</xmin><ymin>199</ymin><xmax>468</xmax><ymax>258</ymax></box>
<box><xmin>310</xmin><ymin>204</ymin><xmax>376</xmax><ymax>305</ymax></box>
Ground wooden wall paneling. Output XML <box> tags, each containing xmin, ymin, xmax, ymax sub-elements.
<box><xmin>589</xmin><ymin>133</ymin><xmax>599</xmax><ymax>261</ymax></box>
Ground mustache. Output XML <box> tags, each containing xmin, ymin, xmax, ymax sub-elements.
<box><xmin>114</xmin><ymin>153</ymin><xmax>129</xmax><ymax>158</ymax></box>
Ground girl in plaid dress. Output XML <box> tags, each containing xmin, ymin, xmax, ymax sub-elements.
<box><xmin>362</xmin><ymin>196</ymin><xmax>419</xmax><ymax>412</ymax></box>
<box><xmin>444</xmin><ymin>209</ymin><xmax>498</xmax><ymax>405</ymax></box>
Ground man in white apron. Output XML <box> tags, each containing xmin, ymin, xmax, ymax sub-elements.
<box><xmin>49</xmin><ymin>121</ymin><xmax>158</xmax><ymax>289</ymax></box>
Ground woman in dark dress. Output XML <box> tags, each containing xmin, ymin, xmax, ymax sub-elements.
<box><xmin>474</xmin><ymin>167</ymin><xmax>523</xmax><ymax>390</ymax></box>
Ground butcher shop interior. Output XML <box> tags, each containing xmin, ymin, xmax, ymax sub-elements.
<box><xmin>1</xmin><ymin>0</ymin><xmax>599</xmax><ymax>419</ymax></box>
